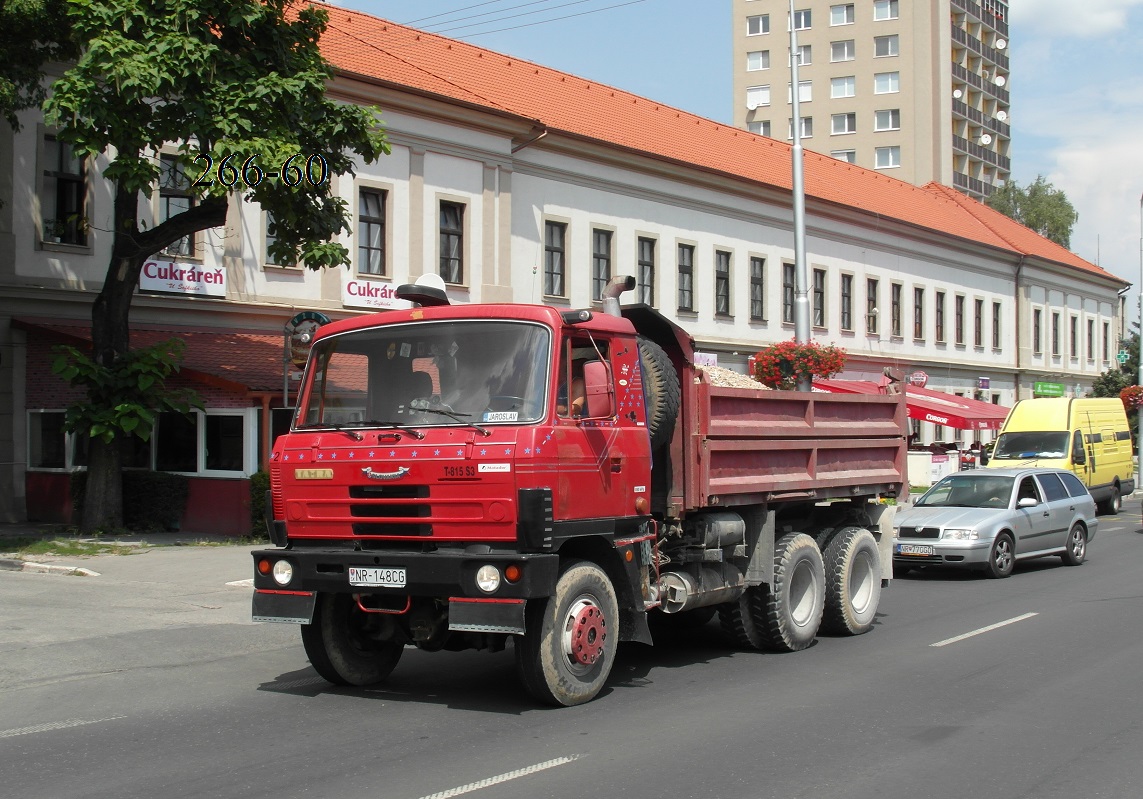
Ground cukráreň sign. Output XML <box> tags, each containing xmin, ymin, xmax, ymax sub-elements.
<box><xmin>342</xmin><ymin>278</ymin><xmax>412</xmax><ymax>311</ymax></box>
<box><xmin>139</xmin><ymin>259</ymin><xmax>227</xmax><ymax>298</ymax></box>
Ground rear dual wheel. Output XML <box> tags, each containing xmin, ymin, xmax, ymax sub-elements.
<box><xmin>821</xmin><ymin>527</ymin><xmax>882</xmax><ymax>635</ymax></box>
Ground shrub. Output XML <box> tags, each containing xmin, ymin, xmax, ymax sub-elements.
<box><xmin>249</xmin><ymin>471</ymin><xmax>271</xmax><ymax>536</ymax></box>
<box><xmin>752</xmin><ymin>339</ymin><xmax>847</xmax><ymax>390</ymax></box>
<box><xmin>71</xmin><ymin>471</ymin><xmax>189</xmax><ymax>532</ymax></box>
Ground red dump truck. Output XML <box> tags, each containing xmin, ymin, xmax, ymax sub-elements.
<box><xmin>252</xmin><ymin>276</ymin><xmax>907</xmax><ymax>705</ymax></box>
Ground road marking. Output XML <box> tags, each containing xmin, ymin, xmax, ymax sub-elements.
<box><xmin>226</xmin><ymin>578</ymin><xmax>254</xmax><ymax>587</ymax></box>
<box><xmin>0</xmin><ymin>716</ymin><xmax>126</xmax><ymax>739</ymax></box>
<box><xmin>930</xmin><ymin>612</ymin><xmax>1038</xmax><ymax>648</ymax></box>
<box><xmin>417</xmin><ymin>755</ymin><xmax>583</xmax><ymax>799</ymax></box>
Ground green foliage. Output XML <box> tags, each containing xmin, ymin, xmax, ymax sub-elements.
<box><xmin>986</xmin><ymin>175</ymin><xmax>1078</xmax><ymax>249</ymax></box>
<box><xmin>71</xmin><ymin>469</ymin><xmax>189</xmax><ymax>531</ymax></box>
<box><xmin>0</xmin><ymin>0</ymin><xmax>77</xmax><ymax>130</ymax></box>
<box><xmin>51</xmin><ymin>338</ymin><xmax>202</xmax><ymax>443</ymax></box>
<box><xmin>43</xmin><ymin>0</ymin><xmax>390</xmax><ymax>266</ymax></box>
<box><xmin>249</xmin><ymin>470</ymin><xmax>270</xmax><ymax>535</ymax></box>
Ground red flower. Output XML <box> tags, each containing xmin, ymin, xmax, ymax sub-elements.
<box><xmin>1119</xmin><ymin>385</ymin><xmax>1143</xmax><ymax>411</ymax></box>
<box><xmin>751</xmin><ymin>339</ymin><xmax>846</xmax><ymax>390</ymax></box>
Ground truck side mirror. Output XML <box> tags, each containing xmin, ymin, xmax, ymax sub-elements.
<box><xmin>1072</xmin><ymin>445</ymin><xmax>1086</xmax><ymax>465</ymax></box>
<box><xmin>582</xmin><ymin>360</ymin><xmax>614</xmax><ymax>418</ymax></box>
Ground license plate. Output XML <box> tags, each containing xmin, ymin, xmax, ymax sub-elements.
<box><xmin>349</xmin><ymin>566</ymin><xmax>407</xmax><ymax>588</ymax></box>
<box><xmin>897</xmin><ymin>544</ymin><xmax>935</xmax><ymax>556</ymax></box>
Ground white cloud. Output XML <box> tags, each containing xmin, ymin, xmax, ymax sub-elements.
<box><xmin>1010</xmin><ymin>0</ymin><xmax>1143</xmax><ymax>37</ymax></box>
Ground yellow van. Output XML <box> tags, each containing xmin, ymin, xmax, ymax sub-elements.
<box><xmin>987</xmin><ymin>397</ymin><xmax>1135</xmax><ymax>514</ymax></box>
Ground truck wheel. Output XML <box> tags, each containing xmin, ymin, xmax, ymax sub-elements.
<box><xmin>301</xmin><ymin>593</ymin><xmax>404</xmax><ymax>686</ymax></box>
<box><xmin>515</xmin><ymin>561</ymin><xmax>619</xmax><ymax>706</ymax></box>
<box><xmin>718</xmin><ymin>586</ymin><xmax>768</xmax><ymax>650</ymax></box>
<box><xmin>821</xmin><ymin>527</ymin><xmax>882</xmax><ymax>636</ymax></box>
<box><xmin>760</xmin><ymin>533</ymin><xmax>826</xmax><ymax>651</ymax></box>
<box><xmin>1099</xmin><ymin>486</ymin><xmax>1121</xmax><ymax>515</ymax></box>
<box><xmin>638</xmin><ymin>337</ymin><xmax>680</xmax><ymax>451</ymax></box>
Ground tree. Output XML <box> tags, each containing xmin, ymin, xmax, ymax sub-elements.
<box><xmin>43</xmin><ymin>0</ymin><xmax>389</xmax><ymax>532</ymax></box>
<box><xmin>0</xmin><ymin>0</ymin><xmax>76</xmax><ymax>130</ymax></box>
<box><xmin>1092</xmin><ymin>325</ymin><xmax>1140</xmax><ymax>450</ymax></box>
<box><xmin>986</xmin><ymin>175</ymin><xmax>1078</xmax><ymax>249</ymax></box>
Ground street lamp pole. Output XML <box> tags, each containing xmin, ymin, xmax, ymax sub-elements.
<box><xmin>1137</xmin><ymin>193</ymin><xmax>1142</xmax><ymax>490</ymax></box>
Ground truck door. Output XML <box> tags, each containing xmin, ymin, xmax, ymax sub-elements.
<box><xmin>1071</xmin><ymin>430</ymin><xmax>1093</xmax><ymax>487</ymax></box>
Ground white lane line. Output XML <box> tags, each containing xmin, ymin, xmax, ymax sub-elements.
<box><xmin>930</xmin><ymin>612</ymin><xmax>1039</xmax><ymax>648</ymax></box>
<box><xmin>226</xmin><ymin>578</ymin><xmax>254</xmax><ymax>587</ymax></box>
<box><xmin>417</xmin><ymin>755</ymin><xmax>583</xmax><ymax>799</ymax></box>
<box><xmin>0</xmin><ymin>716</ymin><xmax>126</xmax><ymax>739</ymax></box>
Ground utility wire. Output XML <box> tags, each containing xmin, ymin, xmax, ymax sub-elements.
<box><xmin>404</xmin><ymin>0</ymin><xmax>519</xmax><ymax>27</ymax></box>
<box><xmin>436</xmin><ymin>0</ymin><xmax>648</xmax><ymax>38</ymax></box>
<box><xmin>430</xmin><ymin>0</ymin><xmax>596</xmax><ymax>34</ymax></box>
<box><xmin>412</xmin><ymin>0</ymin><xmax>565</xmax><ymax>30</ymax></box>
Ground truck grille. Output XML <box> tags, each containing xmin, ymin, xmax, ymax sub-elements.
<box><xmin>348</xmin><ymin>484</ymin><xmax>432</xmax><ymax>536</ymax></box>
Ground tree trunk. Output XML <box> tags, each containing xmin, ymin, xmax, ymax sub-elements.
<box><xmin>81</xmin><ymin>437</ymin><xmax>124</xmax><ymax>532</ymax></box>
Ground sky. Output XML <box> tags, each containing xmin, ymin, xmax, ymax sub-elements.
<box><xmin>336</xmin><ymin>0</ymin><xmax>1143</xmax><ymax>298</ymax></box>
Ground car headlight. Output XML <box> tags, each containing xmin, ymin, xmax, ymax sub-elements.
<box><xmin>475</xmin><ymin>564</ymin><xmax>502</xmax><ymax>593</ymax></box>
<box><xmin>271</xmin><ymin>559</ymin><xmax>294</xmax><ymax>585</ymax></box>
<box><xmin>943</xmin><ymin>528</ymin><xmax>979</xmax><ymax>540</ymax></box>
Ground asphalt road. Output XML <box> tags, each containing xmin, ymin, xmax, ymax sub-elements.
<box><xmin>2</xmin><ymin>509</ymin><xmax>1142</xmax><ymax>799</ymax></box>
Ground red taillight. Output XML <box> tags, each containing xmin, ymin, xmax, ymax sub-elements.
<box><xmin>504</xmin><ymin>564</ymin><xmax>522</xmax><ymax>583</ymax></box>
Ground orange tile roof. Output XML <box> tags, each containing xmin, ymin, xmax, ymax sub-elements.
<box><xmin>311</xmin><ymin>3</ymin><xmax>1122</xmax><ymax>286</ymax></box>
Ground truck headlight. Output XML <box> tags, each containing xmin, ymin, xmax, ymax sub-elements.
<box><xmin>475</xmin><ymin>565</ymin><xmax>501</xmax><ymax>593</ymax></box>
<box><xmin>272</xmin><ymin>559</ymin><xmax>294</xmax><ymax>586</ymax></box>
<box><xmin>943</xmin><ymin>528</ymin><xmax>979</xmax><ymax>540</ymax></box>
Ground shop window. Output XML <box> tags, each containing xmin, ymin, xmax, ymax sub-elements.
<box><xmin>28</xmin><ymin>411</ymin><xmax>67</xmax><ymax>469</ymax></box>
<box><xmin>156</xmin><ymin>412</ymin><xmax>199</xmax><ymax>472</ymax></box>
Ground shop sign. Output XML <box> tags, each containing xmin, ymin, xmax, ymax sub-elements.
<box><xmin>1033</xmin><ymin>381</ymin><xmax>1066</xmax><ymax>397</ymax></box>
<box><xmin>977</xmin><ymin>376</ymin><xmax>990</xmax><ymax>390</ymax></box>
<box><xmin>139</xmin><ymin>259</ymin><xmax>226</xmax><ymax>297</ymax></box>
<box><xmin>909</xmin><ymin>370</ymin><xmax>929</xmax><ymax>387</ymax></box>
<box><xmin>343</xmin><ymin>278</ymin><xmax>412</xmax><ymax>311</ymax></box>
<box><xmin>694</xmin><ymin>352</ymin><xmax>718</xmax><ymax>367</ymax></box>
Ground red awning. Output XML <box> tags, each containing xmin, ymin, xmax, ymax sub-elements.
<box><xmin>814</xmin><ymin>378</ymin><xmax>1010</xmax><ymax>430</ymax></box>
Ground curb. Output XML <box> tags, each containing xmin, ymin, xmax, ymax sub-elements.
<box><xmin>0</xmin><ymin>558</ymin><xmax>100</xmax><ymax>577</ymax></box>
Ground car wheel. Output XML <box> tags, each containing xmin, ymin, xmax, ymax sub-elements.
<box><xmin>984</xmin><ymin>532</ymin><xmax>1015</xmax><ymax>579</ymax></box>
<box><xmin>1098</xmin><ymin>486</ymin><xmax>1121</xmax><ymax>515</ymax></box>
<box><xmin>1061</xmin><ymin>523</ymin><xmax>1087</xmax><ymax>566</ymax></box>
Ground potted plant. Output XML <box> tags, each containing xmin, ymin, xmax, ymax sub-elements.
<box><xmin>751</xmin><ymin>339</ymin><xmax>846</xmax><ymax>390</ymax></box>
<box><xmin>42</xmin><ymin>218</ymin><xmax>66</xmax><ymax>243</ymax></box>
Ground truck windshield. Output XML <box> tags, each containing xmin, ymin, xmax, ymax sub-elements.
<box><xmin>992</xmin><ymin>431</ymin><xmax>1070</xmax><ymax>459</ymax></box>
<box><xmin>297</xmin><ymin>321</ymin><xmax>550</xmax><ymax>429</ymax></box>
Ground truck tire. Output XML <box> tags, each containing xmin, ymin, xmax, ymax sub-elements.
<box><xmin>719</xmin><ymin>533</ymin><xmax>825</xmax><ymax>652</ymax></box>
<box><xmin>638</xmin><ymin>336</ymin><xmax>680</xmax><ymax>451</ymax></box>
<box><xmin>821</xmin><ymin>527</ymin><xmax>882</xmax><ymax>636</ymax></box>
<box><xmin>301</xmin><ymin>592</ymin><xmax>404</xmax><ymax>686</ymax></box>
<box><xmin>515</xmin><ymin>561</ymin><xmax>619</xmax><ymax>706</ymax></box>
<box><xmin>1099</xmin><ymin>485</ymin><xmax>1121</xmax><ymax>515</ymax></box>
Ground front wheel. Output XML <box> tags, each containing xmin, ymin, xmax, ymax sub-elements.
<box><xmin>301</xmin><ymin>593</ymin><xmax>404</xmax><ymax>686</ymax></box>
<box><xmin>1061</xmin><ymin>523</ymin><xmax>1087</xmax><ymax>566</ymax></box>
<box><xmin>984</xmin><ymin>532</ymin><xmax>1015</xmax><ymax>579</ymax></box>
<box><xmin>515</xmin><ymin>561</ymin><xmax>619</xmax><ymax>706</ymax></box>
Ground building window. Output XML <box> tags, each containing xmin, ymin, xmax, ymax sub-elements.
<box><xmin>1069</xmin><ymin>316</ymin><xmax>1078</xmax><ymax>358</ymax></box>
<box><xmin>832</xmin><ymin>112</ymin><xmax>857</xmax><ymax>134</ymax></box>
<box><xmin>813</xmin><ymin>268</ymin><xmax>826</xmax><ymax>327</ymax></box>
<box><xmin>746</xmin><ymin>85</ymin><xmax>771</xmax><ymax>108</ymax></box>
<box><xmin>358</xmin><ymin>187</ymin><xmax>386</xmax><ymax>275</ymax></box>
<box><xmin>913</xmin><ymin>287</ymin><xmax>924</xmax><ymax>340</ymax></box>
<box><xmin>955</xmin><ymin>295</ymin><xmax>965</xmax><ymax>345</ymax></box>
<box><xmin>793</xmin><ymin>44</ymin><xmax>811</xmax><ymax>66</ymax></box>
<box><xmin>788</xmin><ymin>80</ymin><xmax>812</xmax><ymax>103</ymax></box>
<box><xmin>831</xmin><ymin>76</ymin><xmax>856</xmax><ymax>98</ymax></box>
<box><xmin>1102</xmin><ymin>322</ymin><xmax>1110</xmax><ymax>362</ymax></box>
<box><xmin>750</xmin><ymin>256</ymin><xmax>765</xmax><ymax>320</ymax></box>
<box><xmin>831</xmin><ymin>3</ymin><xmax>855</xmax><ymax>25</ymax></box>
<box><xmin>874</xmin><ymin>34</ymin><xmax>899</xmax><ymax>57</ymax></box>
<box><xmin>715</xmin><ymin>250</ymin><xmax>732</xmax><ymax>316</ymax></box>
<box><xmin>874</xmin><ymin>109</ymin><xmax>901</xmax><ymax>131</ymax></box>
<box><xmin>748</xmin><ymin>120</ymin><xmax>773</xmax><ymax>136</ymax></box>
<box><xmin>840</xmin><ymin>273</ymin><xmax>853</xmax><ymax>331</ymax></box>
<box><xmin>874</xmin><ymin>146</ymin><xmax>901</xmax><ymax>168</ymax></box>
<box><xmin>28</xmin><ymin>411</ymin><xmax>68</xmax><ymax>469</ymax></box>
<box><xmin>592</xmin><ymin>228</ymin><xmax>612</xmax><ymax>302</ymax></box>
<box><xmin>265</xmin><ymin>213</ymin><xmax>297</xmax><ymax>267</ymax></box>
<box><xmin>788</xmin><ymin>116</ymin><xmax>814</xmax><ymax>138</ymax></box>
<box><xmin>793</xmin><ymin>9</ymin><xmax>811</xmax><ymax>29</ymax></box>
<box><xmin>890</xmin><ymin>283</ymin><xmax>902</xmax><ymax>337</ymax></box>
<box><xmin>874</xmin><ymin>71</ymin><xmax>900</xmax><ymax>93</ymax></box>
<box><xmin>159</xmin><ymin>154</ymin><xmax>195</xmax><ymax>257</ymax></box>
<box><xmin>935</xmin><ymin>291</ymin><xmax>946</xmax><ymax>343</ymax></box>
<box><xmin>873</xmin><ymin>0</ymin><xmax>899</xmax><ymax>21</ymax></box>
<box><xmin>41</xmin><ymin>133</ymin><xmax>87</xmax><ymax>245</ymax></box>
<box><xmin>747</xmin><ymin>14</ymin><xmax>770</xmax><ymax>35</ymax></box>
<box><xmin>543</xmin><ymin>221</ymin><xmax>566</xmax><ymax>296</ymax></box>
<box><xmin>831</xmin><ymin>40</ymin><xmax>856</xmax><ymax>62</ymax></box>
<box><xmin>831</xmin><ymin>149</ymin><xmax>857</xmax><ymax>163</ymax></box>
<box><xmin>677</xmin><ymin>243</ymin><xmax>694</xmax><ymax>312</ymax></box>
<box><xmin>1087</xmin><ymin>318</ymin><xmax>1095</xmax><ymax>360</ymax></box>
<box><xmin>637</xmin><ymin>237</ymin><xmax>655</xmax><ymax>306</ymax></box>
<box><xmin>993</xmin><ymin>301</ymin><xmax>1002</xmax><ymax>349</ymax></box>
<box><xmin>156</xmin><ymin>412</ymin><xmax>199</xmax><ymax>473</ymax></box>
<box><xmin>1033</xmin><ymin>309</ymin><xmax>1043</xmax><ymax>354</ymax></box>
<box><xmin>783</xmin><ymin>262</ymin><xmax>795</xmax><ymax>323</ymax></box>
<box><xmin>1051</xmin><ymin>312</ymin><xmax>1060</xmax><ymax>356</ymax></box>
<box><xmin>867</xmin><ymin>278</ymin><xmax>879</xmax><ymax>333</ymax></box>
<box><xmin>439</xmin><ymin>201</ymin><xmax>464</xmax><ymax>284</ymax></box>
<box><xmin>974</xmin><ymin>299</ymin><xmax>984</xmax><ymax>347</ymax></box>
<box><xmin>747</xmin><ymin>50</ymin><xmax>770</xmax><ymax>71</ymax></box>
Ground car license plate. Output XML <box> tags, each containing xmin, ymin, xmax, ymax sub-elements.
<box><xmin>897</xmin><ymin>544</ymin><xmax>934</xmax><ymax>556</ymax></box>
<box><xmin>349</xmin><ymin>566</ymin><xmax>406</xmax><ymax>588</ymax></box>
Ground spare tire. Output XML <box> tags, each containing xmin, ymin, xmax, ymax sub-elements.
<box><xmin>638</xmin><ymin>336</ymin><xmax>681</xmax><ymax>451</ymax></box>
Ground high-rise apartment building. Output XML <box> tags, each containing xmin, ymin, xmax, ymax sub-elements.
<box><xmin>732</xmin><ymin>0</ymin><xmax>1010</xmax><ymax>199</ymax></box>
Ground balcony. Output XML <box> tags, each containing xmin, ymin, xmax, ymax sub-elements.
<box><xmin>950</xmin><ymin>23</ymin><xmax>1009</xmax><ymax>68</ymax></box>
<box><xmin>952</xmin><ymin>100</ymin><xmax>1011</xmax><ymax>137</ymax></box>
<box><xmin>953</xmin><ymin>135</ymin><xmax>1011</xmax><ymax>172</ymax></box>
<box><xmin>951</xmin><ymin>0</ymin><xmax>1009</xmax><ymax>37</ymax></box>
<box><xmin>952</xmin><ymin>63</ymin><xmax>1009</xmax><ymax>104</ymax></box>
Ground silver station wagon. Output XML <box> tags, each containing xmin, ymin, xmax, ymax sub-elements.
<box><xmin>893</xmin><ymin>468</ymin><xmax>1098</xmax><ymax>578</ymax></box>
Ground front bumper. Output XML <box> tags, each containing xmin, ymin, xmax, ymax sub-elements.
<box><xmin>892</xmin><ymin>537</ymin><xmax>991</xmax><ymax>568</ymax></box>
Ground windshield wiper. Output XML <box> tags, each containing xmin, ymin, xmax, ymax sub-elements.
<box><xmin>295</xmin><ymin>423</ymin><xmax>365</xmax><ymax>441</ymax></box>
<box><xmin>357</xmin><ymin>420</ymin><xmax>427</xmax><ymax>440</ymax></box>
<box><xmin>417</xmin><ymin>407</ymin><xmax>492</xmax><ymax>437</ymax></box>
